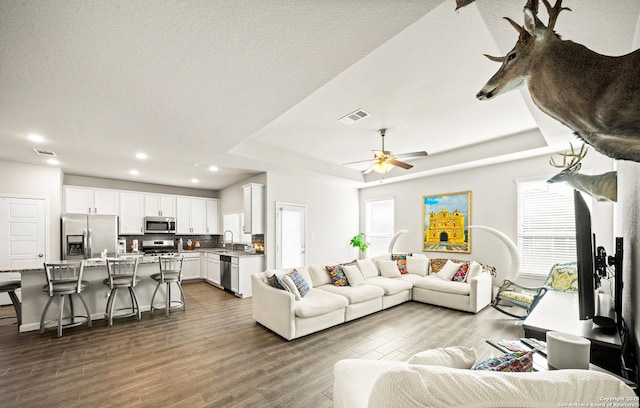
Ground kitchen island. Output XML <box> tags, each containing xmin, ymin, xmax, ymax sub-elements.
<box><xmin>4</xmin><ymin>248</ymin><xmax>265</xmax><ymax>332</ymax></box>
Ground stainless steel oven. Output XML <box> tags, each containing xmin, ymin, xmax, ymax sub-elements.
<box><xmin>144</xmin><ymin>216</ymin><xmax>176</xmax><ymax>234</ymax></box>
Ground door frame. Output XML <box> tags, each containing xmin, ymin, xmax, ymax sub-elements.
<box><xmin>275</xmin><ymin>201</ymin><xmax>307</xmax><ymax>270</ymax></box>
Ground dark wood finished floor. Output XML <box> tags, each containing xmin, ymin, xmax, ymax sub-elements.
<box><xmin>0</xmin><ymin>282</ymin><xmax>523</xmax><ymax>407</ymax></box>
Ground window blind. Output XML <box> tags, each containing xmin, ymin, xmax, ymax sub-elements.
<box><xmin>278</xmin><ymin>205</ymin><xmax>305</xmax><ymax>269</ymax></box>
<box><xmin>365</xmin><ymin>198</ymin><xmax>394</xmax><ymax>257</ymax></box>
<box><xmin>517</xmin><ymin>179</ymin><xmax>578</xmax><ymax>276</ymax></box>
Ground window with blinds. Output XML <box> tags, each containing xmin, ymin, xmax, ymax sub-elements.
<box><xmin>365</xmin><ymin>198</ymin><xmax>394</xmax><ymax>258</ymax></box>
<box><xmin>276</xmin><ymin>203</ymin><xmax>306</xmax><ymax>269</ymax></box>
<box><xmin>223</xmin><ymin>212</ymin><xmax>251</xmax><ymax>244</ymax></box>
<box><xmin>517</xmin><ymin>179</ymin><xmax>579</xmax><ymax>276</ymax></box>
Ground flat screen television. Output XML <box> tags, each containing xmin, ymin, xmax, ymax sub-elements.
<box><xmin>573</xmin><ymin>190</ymin><xmax>623</xmax><ymax>329</ymax></box>
<box><xmin>574</xmin><ymin>190</ymin><xmax>595</xmax><ymax>320</ymax></box>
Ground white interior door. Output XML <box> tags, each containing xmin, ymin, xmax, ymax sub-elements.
<box><xmin>276</xmin><ymin>203</ymin><xmax>306</xmax><ymax>269</ymax></box>
<box><xmin>0</xmin><ymin>196</ymin><xmax>47</xmax><ymax>304</ymax></box>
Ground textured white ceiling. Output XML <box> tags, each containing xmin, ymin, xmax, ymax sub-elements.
<box><xmin>1</xmin><ymin>0</ymin><xmax>638</xmax><ymax>189</ymax></box>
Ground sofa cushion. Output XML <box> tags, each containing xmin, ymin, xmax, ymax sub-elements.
<box><xmin>467</xmin><ymin>261</ymin><xmax>483</xmax><ymax>280</ymax></box>
<box><xmin>365</xmin><ymin>276</ymin><xmax>412</xmax><ymax>296</ymax></box>
<box><xmin>294</xmin><ymin>289</ymin><xmax>348</xmax><ymax>318</ymax></box>
<box><xmin>265</xmin><ymin>270</ymin><xmax>290</xmax><ymax>292</ymax></box>
<box><xmin>308</xmin><ymin>264</ymin><xmax>331</xmax><ymax>287</ymax></box>
<box><xmin>357</xmin><ymin>258</ymin><xmax>379</xmax><ymax>279</ymax></box>
<box><xmin>288</xmin><ymin>270</ymin><xmax>310</xmax><ymax>298</ymax></box>
<box><xmin>283</xmin><ymin>275</ymin><xmax>303</xmax><ymax>300</ymax></box>
<box><xmin>451</xmin><ymin>263</ymin><xmax>470</xmax><ymax>282</ymax></box>
<box><xmin>343</xmin><ymin>264</ymin><xmax>365</xmax><ymax>287</ymax></box>
<box><xmin>378</xmin><ymin>260</ymin><xmax>401</xmax><ymax>278</ymax></box>
<box><xmin>413</xmin><ymin>275</ymin><xmax>470</xmax><ymax>295</ymax></box>
<box><xmin>407</xmin><ymin>346</ymin><xmax>476</xmax><ymax>369</ymax></box>
<box><xmin>406</xmin><ymin>254</ymin><xmax>428</xmax><ymax>276</ymax></box>
<box><xmin>318</xmin><ymin>284</ymin><xmax>384</xmax><ymax>304</ymax></box>
<box><xmin>435</xmin><ymin>260</ymin><xmax>461</xmax><ymax>281</ymax></box>
<box><xmin>398</xmin><ymin>273</ymin><xmax>424</xmax><ymax>284</ymax></box>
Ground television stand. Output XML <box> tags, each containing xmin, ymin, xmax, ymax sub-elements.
<box><xmin>523</xmin><ymin>291</ymin><xmax>622</xmax><ymax>374</ymax></box>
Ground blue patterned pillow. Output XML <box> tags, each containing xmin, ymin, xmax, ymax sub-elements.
<box><xmin>267</xmin><ymin>273</ymin><xmax>290</xmax><ymax>292</ymax></box>
<box><xmin>326</xmin><ymin>264</ymin><xmax>348</xmax><ymax>286</ymax></box>
<box><xmin>288</xmin><ymin>270</ymin><xmax>310</xmax><ymax>297</ymax></box>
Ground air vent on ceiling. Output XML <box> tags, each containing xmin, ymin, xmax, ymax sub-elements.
<box><xmin>33</xmin><ymin>148</ymin><xmax>57</xmax><ymax>157</ymax></box>
<box><xmin>338</xmin><ymin>109</ymin><xmax>370</xmax><ymax>125</ymax></box>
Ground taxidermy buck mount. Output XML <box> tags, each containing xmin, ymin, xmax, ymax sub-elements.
<box><xmin>474</xmin><ymin>0</ymin><xmax>640</xmax><ymax>162</ymax></box>
<box><xmin>547</xmin><ymin>144</ymin><xmax>617</xmax><ymax>202</ymax></box>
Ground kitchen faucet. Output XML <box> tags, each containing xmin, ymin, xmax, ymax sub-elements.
<box><xmin>223</xmin><ymin>230</ymin><xmax>234</xmax><ymax>250</ymax></box>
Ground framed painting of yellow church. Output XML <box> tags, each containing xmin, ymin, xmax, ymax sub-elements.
<box><xmin>422</xmin><ymin>191</ymin><xmax>471</xmax><ymax>253</ymax></box>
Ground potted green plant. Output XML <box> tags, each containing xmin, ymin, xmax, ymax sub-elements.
<box><xmin>350</xmin><ymin>233</ymin><xmax>370</xmax><ymax>255</ymax></box>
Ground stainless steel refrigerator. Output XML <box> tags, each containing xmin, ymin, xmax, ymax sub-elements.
<box><xmin>62</xmin><ymin>214</ymin><xmax>119</xmax><ymax>260</ymax></box>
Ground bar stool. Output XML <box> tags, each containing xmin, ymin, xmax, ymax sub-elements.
<box><xmin>150</xmin><ymin>255</ymin><xmax>185</xmax><ymax>316</ymax></box>
<box><xmin>0</xmin><ymin>281</ymin><xmax>21</xmax><ymax>328</ymax></box>
<box><xmin>104</xmin><ymin>257</ymin><xmax>141</xmax><ymax>326</ymax></box>
<box><xmin>40</xmin><ymin>262</ymin><xmax>92</xmax><ymax>337</ymax></box>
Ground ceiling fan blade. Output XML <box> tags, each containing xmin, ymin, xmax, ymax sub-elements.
<box><xmin>342</xmin><ymin>158</ymin><xmax>374</xmax><ymax>165</ymax></box>
<box><xmin>394</xmin><ymin>151</ymin><xmax>428</xmax><ymax>160</ymax></box>
<box><xmin>363</xmin><ymin>163</ymin><xmax>376</xmax><ymax>174</ymax></box>
<box><xmin>389</xmin><ymin>159</ymin><xmax>413</xmax><ymax>170</ymax></box>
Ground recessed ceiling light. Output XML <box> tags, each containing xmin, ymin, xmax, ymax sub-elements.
<box><xmin>46</xmin><ymin>158</ymin><xmax>59</xmax><ymax>165</ymax></box>
<box><xmin>191</xmin><ymin>178</ymin><xmax>199</xmax><ymax>183</ymax></box>
<box><xmin>192</xmin><ymin>163</ymin><xmax>200</xmax><ymax>167</ymax></box>
<box><xmin>135</xmin><ymin>152</ymin><xmax>147</xmax><ymax>160</ymax></box>
<box><xmin>129</xmin><ymin>169</ymin><xmax>139</xmax><ymax>176</ymax></box>
<box><xmin>209</xmin><ymin>165</ymin><xmax>219</xmax><ymax>172</ymax></box>
<box><xmin>26</xmin><ymin>134</ymin><xmax>45</xmax><ymax>143</ymax></box>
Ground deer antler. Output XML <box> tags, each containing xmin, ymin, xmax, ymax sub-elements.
<box><xmin>549</xmin><ymin>143</ymin><xmax>588</xmax><ymax>169</ymax></box>
<box><xmin>540</xmin><ymin>0</ymin><xmax>572</xmax><ymax>30</ymax></box>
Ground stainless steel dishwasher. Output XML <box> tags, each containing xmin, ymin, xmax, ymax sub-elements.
<box><xmin>220</xmin><ymin>255</ymin><xmax>232</xmax><ymax>290</ymax></box>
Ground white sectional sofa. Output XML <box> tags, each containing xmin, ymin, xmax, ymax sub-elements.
<box><xmin>251</xmin><ymin>254</ymin><xmax>493</xmax><ymax>340</ymax></box>
<box><xmin>333</xmin><ymin>358</ymin><xmax>636</xmax><ymax>408</ymax></box>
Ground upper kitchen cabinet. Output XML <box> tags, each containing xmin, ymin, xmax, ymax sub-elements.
<box><xmin>205</xmin><ymin>199</ymin><xmax>220</xmax><ymax>235</ymax></box>
<box><xmin>144</xmin><ymin>194</ymin><xmax>176</xmax><ymax>217</ymax></box>
<box><xmin>176</xmin><ymin>196</ymin><xmax>206</xmax><ymax>234</ymax></box>
<box><xmin>242</xmin><ymin>183</ymin><xmax>264</xmax><ymax>234</ymax></box>
<box><xmin>119</xmin><ymin>192</ymin><xmax>144</xmax><ymax>235</ymax></box>
<box><xmin>64</xmin><ymin>186</ymin><xmax>119</xmax><ymax>215</ymax></box>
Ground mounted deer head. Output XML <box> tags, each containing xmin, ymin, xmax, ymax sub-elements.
<box><xmin>547</xmin><ymin>144</ymin><xmax>617</xmax><ymax>202</ymax></box>
<box><xmin>476</xmin><ymin>0</ymin><xmax>640</xmax><ymax>163</ymax></box>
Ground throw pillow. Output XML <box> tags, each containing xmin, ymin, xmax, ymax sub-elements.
<box><xmin>356</xmin><ymin>258</ymin><xmax>379</xmax><ymax>279</ymax></box>
<box><xmin>451</xmin><ymin>263</ymin><xmax>470</xmax><ymax>282</ymax></box>
<box><xmin>408</xmin><ymin>346</ymin><xmax>477</xmax><ymax>369</ymax></box>
<box><xmin>378</xmin><ymin>260</ymin><xmax>402</xmax><ymax>278</ymax></box>
<box><xmin>288</xmin><ymin>269</ymin><xmax>310</xmax><ymax>297</ymax></box>
<box><xmin>282</xmin><ymin>274</ymin><xmax>302</xmax><ymax>300</ymax></box>
<box><xmin>265</xmin><ymin>270</ymin><xmax>291</xmax><ymax>292</ymax></box>
<box><xmin>435</xmin><ymin>260</ymin><xmax>461</xmax><ymax>281</ymax></box>
<box><xmin>326</xmin><ymin>264</ymin><xmax>348</xmax><ymax>286</ymax></box>
<box><xmin>342</xmin><ymin>264</ymin><xmax>365</xmax><ymax>286</ymax></box>
<box><xmin>295</xmin><ymin>266</ymin><xmax>314</xmax><ymax>289</ymax></box>
<box><xmin>472</xmin><ymin>350</ymin><xmax>534</xmax><ymax>372</ymax></box>
<box><xmin>406</xmin><ymin>254</ymin><xmax>428</xmax><ymax>276</ymax></box>
<box><xmin>391</xmin><ymin>253</ymin><xmax>411</xmax><ymax>274</ymax></box>
<box><xmin>430</xmin><ymin>258</ymin><xmax>449</xmax><ymax>273</ymax></box>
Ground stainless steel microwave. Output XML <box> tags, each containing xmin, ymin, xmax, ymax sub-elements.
<box><xmin>144</xmin><ymin>216</ymin><xmax>176</xmax><ymax>234</ymax></box>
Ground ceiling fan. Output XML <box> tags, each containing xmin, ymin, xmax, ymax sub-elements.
<box><xmin>344</xmin><ymin>128</ymin><xmax>428</xmax><ymax>174</ymax></box>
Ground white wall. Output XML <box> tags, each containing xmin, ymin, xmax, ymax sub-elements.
<box><xmin>0</xmin><ymin>160</ymin><xmax>63</xmax><ymax>259</ymax></box>
<box><xmin>219</xmin><ymin>173</ymin><xmax>267</xmax><ymax>216</ymax></box>
<box><xmin>359</xmin><ymin>152</ymin><xmax>615</xmax><ymax>285</ymax></box>
<box><xmin>265</xmin><ymin>173</ymin><xmax>359</xmax><ymax>269</ymax></box>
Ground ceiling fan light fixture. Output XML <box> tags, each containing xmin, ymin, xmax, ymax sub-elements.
<box><xmin>372</xmin><ymin>161</ymin><xmax>393</xmax><ymax>174</ymax></box>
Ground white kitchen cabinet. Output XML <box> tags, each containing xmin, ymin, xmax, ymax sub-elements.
<box><xmin>205</xmin><ymin>199</ymin><xmax>220</xmax><ymax>235</ymax></box>
<box><xmin>64</xmin><ymin>186</ymin><xmax>119</xmax><ymax>215</ymax></box>
<box><xmin>181</xmin><ymin>252</ymin><xmax>201</xmax><ymax>280</ymax></box>
<box><xmin>119</xmin><ymin>192</ymin><xmax>145</xmax><ymax>234</ymax></box>
<box><xmin>176</xmin><ymin>197</ymin><xmax>206</xmax><ymax>234</ymax></box>
<box><xmin>234</xmin><ymin>255</ymin><xmax>265</xmax><ymax>298</ymax></box>
<box><xmin>242</xmin><ymin>183</ymin><xmax>264</xmax><ymax>234</ymax></box>
<box><xmin>144</xmin><ymin>194</ymin><xmax>176</xmax><ymax>217</ymax></box>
